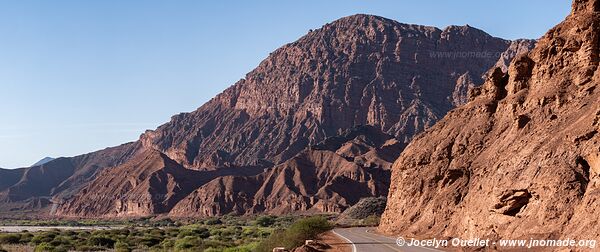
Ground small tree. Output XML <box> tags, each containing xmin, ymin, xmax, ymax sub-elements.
<box><xmin>255</xmin><ymin>216</ymin><xmax>276</xmax><ymax>227</ymax></box>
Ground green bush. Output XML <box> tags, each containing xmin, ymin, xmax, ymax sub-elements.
<box><xmin>114</xmin><ymin>240</ymin><xmax>131</xmax><ymax>252</ymax></box>
<box><xmin>255</xmin><ymin>231</ymin><xmax>285</xmax><ymax>252</ymax></box>
<box><xmin>255</xmin><ymin>216</ymin><xmax>276</xmax><ymax>227</ymax></box>
<box><xmin>140</xmin><ymin>235</ymin><xmax>162</xmax><ymax>248</ymax></box>
<box><xmin>49</xmin><ymin>235</ymin><xmax>72</xmax><ymax>247</ymax></box>
<box><xmin>256</xmin><ymin>216</ymin><xmax>332</xmax><ymax>252</ymax></box>
<box><xmin>285</xmin><ymin>216</ymin><xmax>332</xmax><ymax>245</ymax></box>
<box><xmin>159</xmin><ymin>238</ymin><xmax>176</xmax><ymax>250</ymax></box>
<box><xmin>34</xmin><ymin>242</ymin><xmax>54</xmax><ymax>252</ymax></box>
<box><xmin>174</xmin><ymin>236</ymin><xmax>203</xmax><ymax>251</ymax></box>
<box><xmin>223</xmin><ymin>242</ymin><xmax>259</xmax><ymax>252</ymax></box>
<box><xmin>178</xmin><ymin>225</ymin><xmax>210</xmax><ymax>239</ymax></box>
<box><xmin>87</xmin><ymin>236</ymin><xmax>115</xmax><ymax>248</ymax></box>
<box><xmin>0</xmin><ymin>234</ymin><xmax>21</xmax><ymax>244</ymax></box>
<box><xmin>362</xmin><ymin>215</ymin><xmax>381</xmax><ymax>226</ymax></box>
<box><xmin>204</xmin><ymin>248</ymin><xmax>223</xmax><ymax>252</ymax></box>
<box><xmin>204</xmin><ymin>218</ymin><xmax>222</xmax><ymax>225</ymax></box>
<box><xmin>20</xmin><ymin>232</ymin><xmax>34</xmax><ymax>243</ymax></box>
<box><xmin>73</xmin><ymin>245</ymin><xmax>100</xmax><ymax>251</ymax></box>
<box><xmin>30</xmin><ymin>232</ymin><xmax>57</xmax><ymax>244</ymax></box>
<box><xmin>51</xmin><ymin>245</ymin><xmax>69</xmax><ymax>252</ymax></box>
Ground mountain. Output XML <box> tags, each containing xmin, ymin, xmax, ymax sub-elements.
<box><xmin>59</xmin><ymin>126</ymin><xmax>400</xmax><ymax>217</ymax></box>
<box><xmin>3</xmin><ymin>14</ymin><xmax>530</xmax><ymax>218</ymax></box>
<box><xmin>56</xmin><ymin>149</ymin><xmax>265</xmax><ymax>217</ymax></box>
<box><xmin>0</xmin><ymin>168</ymin><xmax>26</xmax><ymax>192</ymax></box>
<box><xmin>380</xmin><ymin>0</ymin><xmax>600</xmax><ymax>242</ymax></box>
<box><xmin>168</xmin><ymin>126</ymin><xmax>401</xmax><ymax>218</ymax></box>
<box><xmin>0</xmin><ymin>143</ymin><xmax>141</xmax><ymax>214</ymax></box>
<box><xmin>140</xmin><ymin>16</ymin><xmax>516</xmax><ymax>169</ymax></box>
<box><xmin>31</xmin><ymin>157</ymin><xmax>55</xmax><ymax>167</ymax></box>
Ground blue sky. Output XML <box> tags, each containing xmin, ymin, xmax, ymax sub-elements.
<box><xmin>0</xmin><ymin>1</ymin><xmax>570</xmax><ymax>168</ymax></box>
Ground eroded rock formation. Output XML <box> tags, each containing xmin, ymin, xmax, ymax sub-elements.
<box><xmin>380</xmin><ymin>0</ymin><xmax>600</xmax><ymax>245</ymax></box>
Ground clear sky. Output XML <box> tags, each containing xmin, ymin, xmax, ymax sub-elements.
<box><xmin>0</xmin><ymin>1</ymin><xmax>570</xmax><ymax>168</ymax></box>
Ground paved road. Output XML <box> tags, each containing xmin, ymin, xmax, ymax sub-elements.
<box><xmin>333</xmin><ymin>227</ymin><xmax>442</xmax><ymax>252</ymax></box>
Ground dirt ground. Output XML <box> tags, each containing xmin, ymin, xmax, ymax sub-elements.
<box><xmin>319</xmin><ymin>231</ymin><xmax>352</xmax><ymax>252</ymax></box>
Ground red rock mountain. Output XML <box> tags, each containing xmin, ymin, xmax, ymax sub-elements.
<box><xmin>2</xmin><ymin>15</ymin><xmax>530</xmax><ymax>217</ymax></box>
<box><xmin>380</xmin><ymin>0</ymin><xmax>600</xmax><ymax>244</ymax></box>
<box><xmin>168</xmin><ymin>126</ymin><xmax>401</xmax><ymax>217</ymax></box>
<box><xmin>139</xmin><ymin>15</ymin><xmax>518</xmax><ymax>169</ymax></box>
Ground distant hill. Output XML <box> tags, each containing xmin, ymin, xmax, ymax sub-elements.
<box><xmin>31</xmin><ymin>157</ymin><xmax>55</xmax><ymax>167</ymax></box>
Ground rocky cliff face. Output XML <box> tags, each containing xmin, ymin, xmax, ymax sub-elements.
<box><xmin>380</xmin><ymin>0</ymin><xmax>600</xmax><ymax>244</ymax></box>
<box><xmin>3</xmin><ymin>14</ymin><xmax>530</xmax><ymax>218</ymax></box>
<box><xmin>168</xmin><ymin>126</ymin><xmax>400</xmax><ymax>218</ymax></box>
<box><xmin>140</xmin><ymin>15</ymin><xmax>514</xmax><ymax>169</ymax></box>
<box><xmin>56</xmin><ymin>149</ymin><xmax>265</xmax><ymax>217</ymax></box>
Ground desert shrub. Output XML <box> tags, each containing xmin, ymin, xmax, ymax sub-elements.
<box><xmin>241</xmin><ymin>227</ymin><xmax>260</xmax><ymax>238</ymax></box>
<box><xmin>255</xmin><ymin>216</ymin><xmax>276</xmax><ymax>227</ymax></box>
<box><xmin>223</xmin><ymin>242</ymin><xmax>258</xmax><ymax>252</ymax></box>
<box><xmin>51</xmin><ymin>245</ymin><xmax>69</xmax><ymax>252</ymax></box>
<box><xmin>87</xmin><ymin>236</ymin><xmax>115</xmax><ymax>248</ymax></box>
<box><xmin>209</xmin><ymin>228</ymin><xmax>222</xmax><ymax>237</ymax></box>
<box><xmin>152</xmin><ymin>218</ymin><xmax>177</xmax><ymax>227</ymax></box>
<box><xmin>362</xmin><ymin>215</ymin><xmax>381</xmax><ymax>226</ymax></box>
<box><xmin>30</xmin><ymin>231</ymin><xmax>58</xmax><ymax>244</ymax></box>
<box><xmin>285</xmin><ymin>216</ymin><xmax>332</xmax><ymax>245</ymax></box>
<box><xmin>177</xmin><ymin>226</ymin><xmax>210</xmax><ymax>239</ymax></box>
<box><xmin>147</xmin><ymin>228</ymin><xmax>165</xmax><ymax>237</ymax></box>
<box><xmin>257</xmin><ymin>229</ymin><xmax>271</xmax><ymax>238</ymax></box>
<box><xmin>256</xmin><ymin>216</ymin><xmax>332</xmax><ymax>252</ymax></box>
<box><xmin>73</xmin><ymin>244</ymin><xmax>100</xmax><ymax>251</ymax></box>
<box><xmin>0</xmin><ymin>234</ymin><xmax>21</xmax><ymax>244</ymax></box>
<box><xmin>114</xmin><ymin>240</ymin><xmax>131</xmax><ymax>252</ymax></box>
<box><xmin>20</xmin><ymin>232</ymin><xmax>34</xmax><ymax>243</ymax></box>
<box><xmin>34</xmin><ymin>242</ymin><xmax>54</xmax><ymax>252</ymax></box>
<box><xmin>139</xmin><ymin>235</ymin><xmax>162</xmax><ymax>248</ymax></box>
<box><xmin>255</xmin><ymin>231</ymin><xmax>285</xmax><ymax>252</ymax></box>
<box><xmin>204</xmin><ymin>218</ymin><xmax>222</xmax><ymax>225</ymax></box>
<box><xmin>159</xmin><ymin>238</ymin><xmax>176</xmax><ymax>250</ymax></box>
<box><xmin>164</xmin><ymin>228</ymin><xmax>180</xmax><ymax>237</ymax></box>
<box><xmin>203</xmin><ymin>248</ymin><xmax>222</xmax><ymax>252</ymax></box>
<box><xmin>202</xmin><ymin>240</ymin><xmax>230</xmax><ymax>249</ymax></box>
<box><xmin>49</xmin><ymin>235</ymin><xmax>72</xmax><ymax>247</ymax></box>
<box><xmin>174</xmin><ymin>236</ymin><xmax>203</xmax><ymax>251</ymax></box>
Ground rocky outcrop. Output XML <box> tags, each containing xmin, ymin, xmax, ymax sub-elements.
<box><xmin>56</xmin><ymin>149</ymin><xmax>265</xmax><ymax>217</ymax></box>
<box><xmin>338</xmin><ymin>197</ymin><xmax>387</xmax><ymax>220</ymax></box>
<box><xmin>335</xmin><ymin>196</ymin><xmax>387</xmax><ymax>226</ymax></box>
<box><xmin>489</xmin><ymin>39</ymin><xmax>537</xmax><ymax>76</ymax></box>
<box><xmin>169</xmin><ymin>126</ymin><xmax>400</xmax><ymax>217</ymax></box>
<box><xmin>380</xmin><ymin>0</ymin><xmax>600</xmax><ymax>244</ymax></box>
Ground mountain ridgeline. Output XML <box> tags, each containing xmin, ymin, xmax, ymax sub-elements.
<box><xmin>1</xmin><ymin>14</ymin><xmax>532</xmax><ymax>218</ymax></box>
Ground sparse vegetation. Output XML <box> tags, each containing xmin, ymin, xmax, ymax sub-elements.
<box><xmin>0</xmin><ymin>215</ymin><xmax>303</xmax><ymax>251</ymax></box>
<box><xmin>256</xmin><ymin>216</ymin><xmax>333</xmax><ymax>252</ymax></box>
